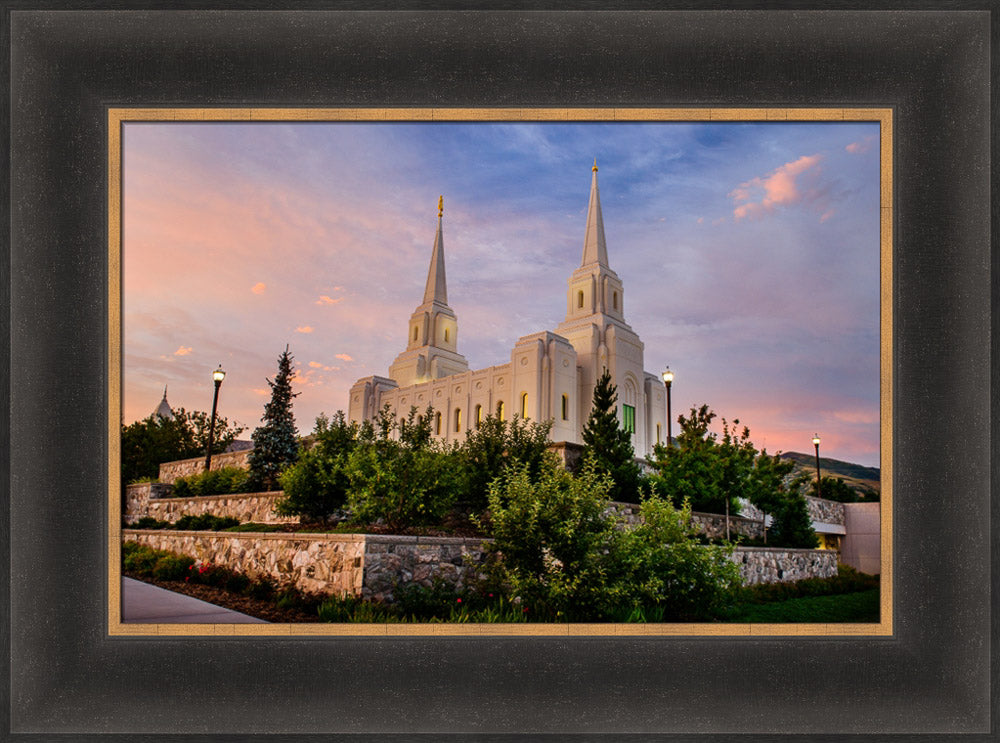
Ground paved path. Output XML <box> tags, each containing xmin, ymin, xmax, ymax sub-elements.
<box><xmin>122</xmin><ymin>577</ymin><xmax>268</xmax><ymax>623</ymax></box>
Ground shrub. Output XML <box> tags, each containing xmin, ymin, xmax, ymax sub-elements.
<box><xmin>481</xmin><ymin>458</ymin><xmax>740</xmax><ymax>622</ymax></box>
<box><xmin>345</xmin><ymin>407</ymin><xmax>465</xmax><ymax>530</ymax></box>
<box><xmin>225</xmin><ymin>573</ymin><xmax>252</xmax><ymax>593</ymax></box>
<box><xmin>132</xmin><ymin>516</ymin><xmax>171</xmax><ymax>529</ymax></box>
<box><xmin>276</xmin><ymin>412</ymin><xmax>358</xmax><ymax>521</ymax></box>
<box><xmin>479</xmin><ymin>458</ymin><xmax>616</xmax><ymax>620</ymax></box>
<box><xmin>458</xmin><ymin>408</ymin><xmax>554</xmax><ymax>512</ymax></box>
<box><xmin>608</xmin><ymin>495</ymin><xmax>740</xmax><ymax>620</ymax></box>
<box><xmin>223</xmin><ymin>522</ymin><xmax>286</xmax><ymax>533</ymax></box>
<box><xmin>171</xmin><ymin>466</ymin><xmax>250</xmax><ymax>498</ymax></box>
<box><xmin>173</xmin><ymin>513</ymin><xmax>240</xmax><ymax>531</ymax></box>
<box><xmin>122</xmin><ymin>542</ymin><xmax>160</xmax><ymax>576</ymax></box>
<box><xmin>152</xmin><ymin>554</ymin><xmax>195</xmax><ymax>581</ymax></box>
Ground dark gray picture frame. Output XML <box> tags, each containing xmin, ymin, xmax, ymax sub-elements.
<box><xmin>5</xmin><ymin>5</ymin><xmax>995</xmax><ymax>740</ymax></box>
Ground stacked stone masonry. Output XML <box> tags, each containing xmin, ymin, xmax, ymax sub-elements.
<box><xmin>157</xmin><ymin>449</ymin><xmax>253</xmax><ymax>484</ymax></box>
<box><xmin>123</xmin><ymin>530</ymin><xmax>836</xmax><ymax>604</ymax></box>
<box><xmin>805</xmin><ymin>496</ymin><xmax>846</xmax><ymax>525</ymax></box>
<box><xmin>609</xmin><ymin>502</ymin><xmax>765</xmax><ymax>540</ymax></box>
<box><xmin>733</xmin><ymin>547</ymin><xmax>838</xmax><ymax>585</ymax></box>
<box><xmin>124</xmin><ymin>483</ymin><xmax>296</xmax><ymax>525</ymax></box>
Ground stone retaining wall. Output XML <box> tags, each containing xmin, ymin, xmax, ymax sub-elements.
<box><xmin>157</xmin><ymin>449</ymin><xmax>253</xmax><ymax>484</ymax></box>
<box><xmin>805</xmin><ymin>496</ymin><xmax>846</xmax><ymax>526</ymax></box>
<box><xmin>123</xmin><ymin>530</ymin><xmax>835</xmax><ymax>606</ymax></box>
<box><xmin>124</xmin><ymin>482</ymin><xmax>173</xmax><ymax>522</ymax></box>
<box><xmin>124</xmin><ymin>488</ymin><xmax>297</xmax><ymax>525</ymax></box>
<box><xmin>123</xmin><ymin>530</ymin><xmax>486</xmax><ymax>601</ymax></box>
<box><xmin>732</xmin><ymin>546</ymin><xmax>838</xmax><ymax>585</ymax></box>
<box><xmin>609</xmin><ymin>502</ymin><xmax>765</xmax><ymax>540</ymax></box>
<box><xmin>360</xmin><ymin>535</ymin><xmax>487</xmax><ymax>603</ymax></box>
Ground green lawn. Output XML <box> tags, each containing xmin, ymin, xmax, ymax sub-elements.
<box><xmin>722</xmin><ymin>588</ymin><xmax>880</xmax><ymax>623</ymax></box>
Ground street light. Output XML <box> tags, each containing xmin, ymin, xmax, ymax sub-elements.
<box><xmin>812</xmin><ymin>433</ymin><xmax>822</xmax><ymax>498</ymax></box>
<box><xmin>661</xmin><ymin>367</ymin><xmax>674</xmax><ymax>447</ymax></box>
<box><xmin>204</xmin><ymin>365</ymin><xmax>226</xmax><ymax>472</ymax></box>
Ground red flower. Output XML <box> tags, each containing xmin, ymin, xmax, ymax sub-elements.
<box><xmin>456</xmin><ymin>598</ymin><xmax>462</xmax><ymax>603</ymax></box>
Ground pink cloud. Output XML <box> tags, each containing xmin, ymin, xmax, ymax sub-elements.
<box><xmin>251</xmin><ymin>282</ymin><xmax>266</xmax><ymax>294</ymax></box>
<box><xmin>173</xmin><ymin>346</ymin><xmax>193</xmax><ymax>356</ymax></box>
<box><xmin>253</xmin><ymin>388</ymin><xmax>269</xmax><ymax>396</ymax></box>
<box><xmin>335</xmin><ymin>353</ymin><xmax>353</xmax><ymax>362</ymax></box>
<box><xmin>316</xmin><ymin>295</ymin><xmax>343</xmax><ymax>305</ymax></box>
<box><xmin>730</xmin><ymin>154</ymin><xmax>823</xmax><ymax>220</ymax></box>
<box><xmin>308</xmin><ymin>361</ymin><xmax>323</xmax><ymax>368</ymax></box>
<box><xmin>296</xmin><ymin>326</ymin><xmax>314</xmax><ymax>333</ymax></box>
<box><xmin>846</xmin><ymin>136</ymin><xmax>875</xmax><ymax>154</ymax></box>
<box><xmin>820</xmin><ymin>209</ymin><xmax>835</xmax><ymax>223</ymax></box>
<box><xmin>832</xmin><ymin>408</ymin><xmax>880</xmax><ymax>425</ymax></box>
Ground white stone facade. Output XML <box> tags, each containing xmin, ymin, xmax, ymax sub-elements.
<box><xmin>348</xmin><ymin>165</ymin><xmax>668</xmax><ymax>455</ymax></box>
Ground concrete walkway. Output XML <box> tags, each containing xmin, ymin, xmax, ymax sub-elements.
<box><xmin>122</xmin><ymin>577</ymin><xmax>268</xmax><ymax>623</ymax></box>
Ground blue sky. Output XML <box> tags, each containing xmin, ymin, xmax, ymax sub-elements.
<box><xmin>123</xmin><ymin>120</ymin><xmax>881</xmax><ymax>465</ymax></box>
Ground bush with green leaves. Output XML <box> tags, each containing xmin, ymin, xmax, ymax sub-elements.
<box><xmin>607</xmin><ymin>494</ymin><xmax>741</xmax><ymax>620</ymax></box>
<box><xmin>479</xmin><ymin>457</ymin><xmax>739</xmax><ymax>621</ymax></box>
<box><xmin>646</xmin><ymin>404</ymin><xmax>819</xmax><ymax>548</ymax></box>
<box><xmin>345</xmin><ymin>407</ymin><xmax>465</xmax><ymax>531</ymax></box>
<box><xmin>122</xmin><ymin>542</ymin><xmax>160</xmax><ymax>575</ymax></box>
<box><xmin>276</xmin><ymin>411</ymin><xmax>359</xmax><ymax>521</ymax></box>
<box><xmin>173</xmin><ymin>513</ymin><xmax>240</xmax><ymax>531</ymax></box>
<box><xmin>151</xmin><ymin>553</ymin><xmax>195</xmax><ymax>581</ymax></box>
<box><xmin>121</xmin><ymin>408</ymin><xmax>244</xmax><ymax>484</ymax></box>
<box><xmin>171</xmin><ymin>466</ymin><xmax>250</xmax><ymax>498</ymax></box>
<box><xmin>458</xmin><ymin>407</ymin><xmax>554</xmax><ymax>512</ymax></box>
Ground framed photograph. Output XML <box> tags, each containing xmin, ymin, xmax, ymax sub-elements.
<box><xmin>109</xmin><ymin>107</ymin><xmax>890</xmax><ymax>639</ymax></box>
<box><xmin>6</xmin><ymin>6</ymin><xmax>993</xmax><ymax>740</ymax></box>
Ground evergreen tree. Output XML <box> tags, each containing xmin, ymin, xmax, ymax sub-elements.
<box><xmin>580</xmin><ymin>368</ymin><xmax>643</xmax><ymax>502</ymax></box>
<box><xmin>248</xmin><ymin>346</ymin><xmax>300</xmax><ymax>491</ymax></box>
<box><xmin>768</xmin><ymin>488</ymin><xmax>820</xmax><ymax>548</ymax></box>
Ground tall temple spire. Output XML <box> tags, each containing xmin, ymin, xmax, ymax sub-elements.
<box><xmin>423</xmin><ymin>195</ymin><xmax>448</xmax><ymax>306</ymax></box>
<box><xmin>387</xmin><ymin>194</ymin><xmax>469</xmax><ymax>386</ymax></box>
<box><xmin>580</xmin><ymin>159</ymin><xmax>609</xmax><ymax>268</ymax></box>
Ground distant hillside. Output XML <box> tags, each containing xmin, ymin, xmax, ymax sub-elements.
<box><xmin>779</xmin><ymin>452</ymin><xmax>881</xmax><ymax>494</ymax></box>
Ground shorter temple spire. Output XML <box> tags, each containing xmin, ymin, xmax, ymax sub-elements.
<box><xmin>154</xmin><ymin>385</ymin><xmax>175</xmax><ymax>421</ymax></box>
<box><xmin>423</xmin><ymin>196</ymin><xmax>448</xmax><ymax>306</ymax></box>
<box><xmin>581</xmin><ymin>160</ymin><xmax>609</xmax><ymax>268</ymax></box>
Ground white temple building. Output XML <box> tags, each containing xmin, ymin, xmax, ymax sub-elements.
<box><xmin>348</xmin><ymin>164</ymin><xmax>668</xmax><ymax>456</ymax></box>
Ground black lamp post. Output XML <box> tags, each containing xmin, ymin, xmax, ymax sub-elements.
<box><xmin>812</xmin><ymin>433</ymin><xmax>822</xmax><ymax>498</ymax></box>
<box><xmin>204</xmin><ymin>365</ymin><xmax>226</xmax><ymax>471</ymax></box>
<box><xmin>661</xmin><ymin>367</ymin><xmax>674</xmax><ymax>447</ymax></box>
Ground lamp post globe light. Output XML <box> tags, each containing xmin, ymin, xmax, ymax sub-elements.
<box><xmin>812</xmin><ymin>433</ymin><xmax>822</xmax><ymax>499</ymax></box>
<box><xmin>661</xmin><ymin>367</ymin><xmax>674</xmax><ymax>447</ymax></box>
<box><xmin>204</xmin><ymin>365</ymin><xmax>226</xmax><ymax>471</ymax></box>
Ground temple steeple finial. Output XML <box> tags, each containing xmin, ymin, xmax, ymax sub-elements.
<box><xmin>581</xmin><ymin>160</ymin><xmax>609</xmax><ymax>268</ymax></box>
<box><xmin>423</xmin><ymin>196</ymin><xmax>448</xmax><ymax>306</ymax></box>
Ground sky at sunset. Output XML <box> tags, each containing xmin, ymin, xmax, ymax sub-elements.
<box><xmin>122</xmin><ymin>120</ymin><xmax>881</xmax><ymax>466</ymax></box>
